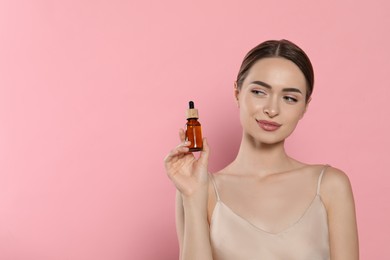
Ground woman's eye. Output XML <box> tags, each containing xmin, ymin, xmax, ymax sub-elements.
<box><xmin>284</xmin><ymin>96</ymin><xmax>298</xmax><ymax>103</ymax></box>
<box><xmin>251</xmin><ymin>89</ymin><xmax>266</xmax><ymax>95</ymax></box>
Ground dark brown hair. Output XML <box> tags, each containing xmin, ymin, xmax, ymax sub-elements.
<box><xmin>236</xmin><ymin>39</ymin><xmax>314</xmax><ymax>102</ymax></box>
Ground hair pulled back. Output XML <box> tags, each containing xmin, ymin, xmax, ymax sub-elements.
<box><xmin>236</xmin><ymin>39</ymin><xmax>314</xmax><ymax>102</ymax></box>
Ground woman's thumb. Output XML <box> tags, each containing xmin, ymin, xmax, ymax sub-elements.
<box><xmin>199</xmin><ymin>138</ymin><xmax>210</xmax><ymax>166</ymax></box>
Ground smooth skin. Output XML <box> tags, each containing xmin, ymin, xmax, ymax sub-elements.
<box><xmin>164</xmin><ymin>57</ymin><xmax>359</xmax><ymax>260</ymax></box>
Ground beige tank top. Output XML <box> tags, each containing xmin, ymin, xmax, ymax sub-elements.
<box><xmin>209</xmin><ymin>166</ymin><xmax>330</xmax><ymax>260</ymax></box>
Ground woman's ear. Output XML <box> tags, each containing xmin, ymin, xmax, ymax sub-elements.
<box><xmin>300</xmin><ymin>97</ymin><xmax>311</xmax><ymax>119</ymax></box>
<box><xmin>234</xmin><ymin>81</ymin><xmax>240</xmax><ymax>107</ymax></box>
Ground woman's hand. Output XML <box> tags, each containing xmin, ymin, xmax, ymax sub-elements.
<box><xmin>164</xmin><ymin>129</ymin><xmax>210</xmax><ymax>198</ymax></box>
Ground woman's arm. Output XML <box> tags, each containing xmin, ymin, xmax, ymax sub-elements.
<box><xmin>165</xmin><ymin>130</ymin><xmax>213</xmax><ymax>260</ymax></box>
<box><xmin>322</xmin><ymin>167</ymin><xmax>359</xmax><ymax>260</ymax></box>
<box><xmin>176</xmin><ymin>189</ymin><xmax>213</xmax><ymax>260</ymax></box>
<box><xmin>179</xmin><ymin>191</ymin><xmax>213</xmax><ymax>260</ymax></box>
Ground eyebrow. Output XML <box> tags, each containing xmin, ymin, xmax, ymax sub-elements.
<box><xmin>250</xmin><ymin>80</ymin><xmax>303</xmax><ymax>94</ymax></box>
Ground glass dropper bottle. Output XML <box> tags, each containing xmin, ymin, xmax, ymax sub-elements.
<box><xmin>185</xmin><ymin>101</ymin><xmax>203</xmax><ymax>152</ymax></box>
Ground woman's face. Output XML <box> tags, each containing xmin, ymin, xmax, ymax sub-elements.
<box><xmin>236</xmin><ymin>57</ymin><xmax>309</xmax><ymax>145</ymax></box>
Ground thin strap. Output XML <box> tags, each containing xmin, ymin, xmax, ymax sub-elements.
<box><xmin>208</xmin><ymin>174</ymin><xmax>220</xmax><ymax>201</ymax></box>
<box><xmin>317</xmin><ymin>164</ymin><xmax>330</xmax><ymax>195</ymax></box>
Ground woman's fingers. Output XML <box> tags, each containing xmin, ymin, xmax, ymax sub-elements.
<box><xmin>164</xmin><ymin>129</ymin><xmax>189</xmax><ymax>163</ymax></box>
<box><xmin>164</xmin><ymin>140</ymin><xmax>191</xmax><ymax>165</ymax></box>
<box><xmin>179</xmin><ymin>128</ymin><xmax>186</xmax><ymax>142</ymax></box>
<box><xmin>164</xmin><ymin>136</ymin><xmax>210</xmax><ymax>194</ymax></box>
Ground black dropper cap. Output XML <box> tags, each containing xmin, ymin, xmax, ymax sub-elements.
<box><xmin>186</xmin><ymin>101</ymin><xmax>199</xmax><ymax>119</ymax></box>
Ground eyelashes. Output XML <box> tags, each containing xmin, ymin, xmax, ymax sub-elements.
<box><xmin>251</xmin><ymin>89</ymin><xmax>299</xmax><ymax>103</ymax></box>
<box><xmin>283</xmin><ymin>96</ymin><xmax>298</xmax><ymax>103</ymax></box>
<box><xmin>251</xmin><ymin>89</ymin><xmax>266</xmax><ymax>96</ymax></box>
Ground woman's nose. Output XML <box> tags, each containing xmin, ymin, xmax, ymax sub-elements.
<box><xmin>263</xmin><ymin>99</ymin><xmax>279</xmax><ymax>118</ymax></box>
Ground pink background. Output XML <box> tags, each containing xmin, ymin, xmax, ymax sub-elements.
<box><xmin>0</xmin><ymin>0</ymin><xmax>389</xmax><ymax>259</ymax></box>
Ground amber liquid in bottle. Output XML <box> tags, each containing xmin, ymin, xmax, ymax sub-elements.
<box><xmin>185</xmin><ymin>101</ymin><xmax>203</xmax><ymax>152</ymax></box>
<box><xmin>186</xmin><ymin>118</ymin><xmax>203</xmax><ymax>152</ymax></box>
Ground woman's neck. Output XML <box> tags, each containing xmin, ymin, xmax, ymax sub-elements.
<box><xmin>229</xmin><ymin>134</ymin><xmax>299</xmax><ymax>176</ymax></box>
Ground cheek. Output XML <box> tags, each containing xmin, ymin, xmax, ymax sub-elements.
<box><xmin>285</xmin><ymin>107</ymin><xmax>305</xmax><ymax>124</ymax></box>
<box><xmin>238</xmin><ymin>98</ymin><xmax>256</xmax><ymax>124</ymax></box>
<box><xmin>241</xmin><ymin>95</ymin><xmax>264</xmax><ymax>112</ymax></box>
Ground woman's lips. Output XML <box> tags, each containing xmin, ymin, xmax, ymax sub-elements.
<box><xmin>257</xmin><ymin>120</ymin><xmax>281</xmax><ymax>131</ymax></box>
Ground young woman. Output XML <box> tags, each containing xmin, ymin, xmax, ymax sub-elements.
<box><xmin>164</xmin><ymin>40</ymin><xmax>359</xmax><ymax>260</ymax></box>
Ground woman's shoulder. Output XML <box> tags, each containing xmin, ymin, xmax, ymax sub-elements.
<box><xmin>303</xmin><ymin>163</ymin><xmax>350</xmax><ymax>181</ymax></box>
<box><xmin>321</xmin><ymin>165</ymin><xmax>351</xmax><ymax>191</ymax></box>
<box><xmin>317</xmin><ymin>165</ymin><xmax>354</xmax><ymax>207</ymax></box>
